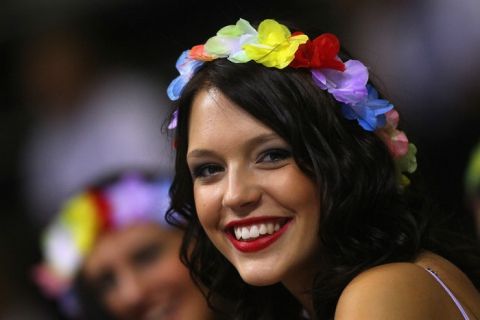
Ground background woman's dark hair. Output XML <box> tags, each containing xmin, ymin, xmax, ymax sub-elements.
<box><xmin>74</xmin><ymin>272</ymin><xmax>114</xmax><ymax>320</ymax></box>
<box><xmin>166</xmin><ymin>59</ymin><xmax>480</xmax><ymax>319</ymax></box>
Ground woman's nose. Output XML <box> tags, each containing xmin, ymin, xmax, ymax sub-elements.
<box><xmin>117</xmin><ymin>272</ymin><xmax>146</xmax><ymax>310</ymax></box>
<box><xmin>222</xmin><ymin>168</ymin><xmax>261</xmax><ymax>212</ymax></box>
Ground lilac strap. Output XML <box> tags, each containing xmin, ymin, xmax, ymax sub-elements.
<box><xmin>424</xmin><ymin>267</ymin><xmax>470</xmax><ymax>320</ymax></box>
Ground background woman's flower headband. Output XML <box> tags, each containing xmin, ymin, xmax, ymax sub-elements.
<box><xmin>167</xmin><ymin>18</ymin><xmax>417</xmax><ymax>184</ymax></box>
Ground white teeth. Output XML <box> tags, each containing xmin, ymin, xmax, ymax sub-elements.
<box><xmin>250</xmin><ymin>225</ymin><xmax>259</xmax><ymax>238</ymax></box>
<box><xmin>267</xmin><ymin>223</ymin><xmax>274</xmax><ymax>234</ymax></box>
<box><xmin>259</xmin><ymin>224</ymin><xmax>267</xmax><ymax>235</ymax></box>
<box><xmin>233</xmin><ymin>221</ymin><xmax>285</xmax><ymax>240</ymax></box>
<box><xmin>241</xmin><ymin>227</ymin><xmax>250</xmax><ymax>240</ymax></box>
<box><xmin>234</xmin><ymin>227</ymin><xmax>242</xmax><ymax>240</ymax></box>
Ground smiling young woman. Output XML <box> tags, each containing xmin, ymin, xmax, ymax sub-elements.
<box><xmin>187</xmin><ymin>89</ymin><xmax>322</xmax><ymax>293</ymax></box>
<box><xmin>166</xmin><ymin>18</ymin><xmax>480</xmax><ymax>320</ymax></box>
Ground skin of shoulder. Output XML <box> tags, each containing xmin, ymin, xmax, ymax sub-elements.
<box><xmin>334</xmin><ymin>262</ymin><xmax>464</xmax><ymax>320</ymax></box>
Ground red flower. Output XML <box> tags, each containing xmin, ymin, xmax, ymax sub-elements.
<box><xmin>90</xmin><ymin>189</ymin><xmax>113</xmax><ymax>231</ymax></box>
<box><xmin>290</xmin><ymin>33</ymin><xmax>345</xmax><ymax>71</ymax></box>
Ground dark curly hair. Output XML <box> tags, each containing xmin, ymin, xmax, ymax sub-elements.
<box><xmin>166</xmin><ymin>59</ymin><xmax>480</xmax><ymax>319</ymax></box>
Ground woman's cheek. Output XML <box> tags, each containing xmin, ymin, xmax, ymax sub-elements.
<box><xmin>194</xmin><ymin>184</ymin><xmax>223</xmax><ymax>228</ymax></box>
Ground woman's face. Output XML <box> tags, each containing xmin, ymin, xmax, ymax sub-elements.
<box><xmin>186</xmin><ymin>88</ymin><xmax>321</xmax><ymax>287</ymax></box>
<box><xmin>83</xmin><ymin>223</ymin><xmax>213</xmax><ymax>320</ymax></box>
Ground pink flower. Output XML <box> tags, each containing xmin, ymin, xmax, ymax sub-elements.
<box><xmin>376</xmin><ymin>110</ymin><xmax>409</xmax><ymax>158</ymax></box>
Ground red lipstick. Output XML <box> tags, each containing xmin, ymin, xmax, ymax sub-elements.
<box><xmin>225</xmin><ymin>217</ymin><xmax>291</xmax><ymax>253</ymax></box>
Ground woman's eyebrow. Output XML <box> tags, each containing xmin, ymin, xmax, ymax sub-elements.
<box><xmin>187</xmin><ymin>133</ymin><xmax>281</xmax><ymax>160</ymax></box>
<box><xmin>246</xmin><ymin>133</ymin><xmax>281</xmax><ymax>147</ymax></box>
<box><xmin>187</xmin><ymin>148</ymin><xmax>217</xmax><ymax>160</ymax></box>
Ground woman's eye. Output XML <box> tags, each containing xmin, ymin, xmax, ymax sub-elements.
<box><xmin>132</xmin><ymin>243</ymin><xmax>163</xmax><ymax>267</ymax></box>
<box><xmin>257</xmin><ymin>148</ymin><xmax>291</xmax><ymax>163</ymax></box>
<box><xmin>192</xmin><ymin>164</ymin><xmax>224</xmax><ymax>179</ymax></box>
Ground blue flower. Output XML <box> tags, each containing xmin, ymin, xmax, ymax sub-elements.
<box><xmin>167</xmin><ymin>50</ymin><xmax>204</xmax><ymax>101</ymax></box>
<box><xmin>341</xmin><ymin>85</ymin><xmax>394</xmax><ymax>131</ymax></box>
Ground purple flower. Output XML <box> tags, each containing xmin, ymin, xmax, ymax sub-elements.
<box><xmin>311</xmin><ymin>60</ymin><xmax>368</xmax><ymax>104</ymax></box>
<box><xmin>341</xmin><ymin>85</ymin><xmax>394</xmax><ymax>131</ymax></box>
<box><xmin>167</xmin><ymin>50</ymin><xmax>204</xmax><ymax>101</ymax></box>
<box><xmin>105</xmin><ymin>173</ymin><xmax>171</xmax><ymax>228</ymax></box>
<box><xmin>167</xmin><ymin>109</ymin><xmax>178</xmax><ymax>129</ymax></box>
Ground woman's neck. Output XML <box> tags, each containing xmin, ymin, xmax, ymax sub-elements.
<box><xmin>282</xmin><ymin>261</ymin><xmax>321</xmax><ymax>319</ymax></box>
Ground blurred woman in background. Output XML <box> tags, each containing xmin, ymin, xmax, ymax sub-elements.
<box><xmin>35</xmin><ymin>172</ymin><xmax>216</xmax><ymax>320</ymax></box>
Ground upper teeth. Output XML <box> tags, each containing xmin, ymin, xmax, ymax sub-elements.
<box><xmin>233</xmin><ymin>222</ymin><xmax>281</xmax><ymax>240</ymax></box>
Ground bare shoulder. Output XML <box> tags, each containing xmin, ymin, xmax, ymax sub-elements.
<box><xmin>334</xmin><ymin>262</ymin><xmax>467</xmax><ymax>320</ymax></box>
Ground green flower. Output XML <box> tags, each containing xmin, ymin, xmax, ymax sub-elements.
<box><xmin>396</xmin><ymin>143</ymin><xmax>418</xmax><ymax>174</ymax></box>
<box><xmin>204</xmin><ymin>18</ymin><xmax>258</xmax><ymax>63</ymax></box>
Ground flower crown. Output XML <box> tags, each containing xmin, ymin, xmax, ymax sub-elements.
<box><xmin>167</xmin><ymin>18</ymin><xmax>417</xmax><ymax>184</ymax></box>
<box><xmin>34</xmin><ymin>173</ymin><xmax>171</xmax><ymax>316</ymax></box>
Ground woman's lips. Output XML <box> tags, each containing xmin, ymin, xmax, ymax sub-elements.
<box><xmin>224</xmin><ymin>217</ymin><xmax>292</xmax><ymax>253</ymax></box>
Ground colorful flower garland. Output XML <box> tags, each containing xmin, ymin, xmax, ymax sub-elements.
<box><xmin>167</xmin><ymin>18</ymin><xmax>417</xmax><ymax>184</ymax></box>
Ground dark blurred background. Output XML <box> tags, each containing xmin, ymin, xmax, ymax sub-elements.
<box><xmin>1</xmin><ymin>0</ymin><xmax>479</xmax><ymax>318</ymax></box>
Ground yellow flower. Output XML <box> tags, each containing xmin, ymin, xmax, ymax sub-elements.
<box><xmin>60</xmin><ymin>192</ymin><xmax>100</xmax><ymax>255</ymax></box>
<box><xmin>243</xmin><ymin>19</ymin><xmax>308</xmax><ymax>69</ymax></box>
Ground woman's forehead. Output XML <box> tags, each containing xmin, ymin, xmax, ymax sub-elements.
<box><xmin>187</xmin><ymin>89</ymin><xmax>278</xmax><ymax>152</ymax></box>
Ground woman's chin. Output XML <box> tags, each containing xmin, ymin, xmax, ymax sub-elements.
<box><xmin>239</xmin><ymin>271</ymin><xmax>281</xmax><ymax>287</ymax></box>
